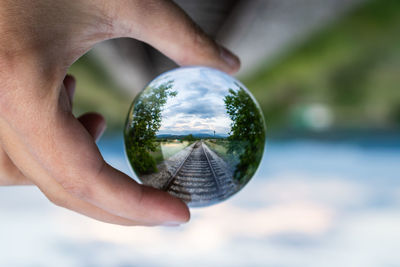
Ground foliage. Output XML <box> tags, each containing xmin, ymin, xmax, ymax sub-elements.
<box><xmin>243</xmin><ymin>0</ymin><xmax>400</xmax><ymax>131</ymax></box>
<box><xmin>183</xmin><ymin>134</ymin><xmax>196</xmax><ymax>142</ymax></box>
<box><xmin>224</xmin><ymin>87</ymin><xmax>265</xmax><ymax>184</ymax></box>
<box><xmin>68</xmin><ymin>53</ymin><xmax>132</xmax><ymax>131</ymax></box>
<box><xmin>124</xmin><ymin>81</ymin><xmax>177</xmax><ymax>174</ymax></box>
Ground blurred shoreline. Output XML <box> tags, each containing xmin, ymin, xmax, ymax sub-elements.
<box><xmin>267</xmin><ymin>128</ymin><xmax>400</xmax><ymax>145</ymax></box>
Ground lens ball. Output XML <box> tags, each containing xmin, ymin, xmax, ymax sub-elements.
<box><xmin>124</xmin><ymin>67</ymin><xmax>266</xmax><ymax>207</ymax></box>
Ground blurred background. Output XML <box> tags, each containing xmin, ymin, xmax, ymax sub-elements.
<box><xmin>1</xmin><ymin>0</ymin><xmax>400</xmax><ymax>266</ymax></box>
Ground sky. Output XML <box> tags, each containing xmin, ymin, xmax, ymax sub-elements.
<box><xmin>2</xmin><ymin>137</ymin><xmax>400</xmax><ymax>267</ymax></box>
<box><xmin>146</xmin><ymin>67</ymin><xmax>242</xmax><ymax>136</ymax></box>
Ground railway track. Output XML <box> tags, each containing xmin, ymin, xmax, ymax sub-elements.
<box><xmin>162</xmin><ymin>141</ymin><xmax>236</xmax><ymax>205</ymax></box>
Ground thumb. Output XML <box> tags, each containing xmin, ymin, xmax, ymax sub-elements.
<box><xmin>110</xmin><ymin>0</ymin><xmax>240</xmax><ymax>74</ymax></box>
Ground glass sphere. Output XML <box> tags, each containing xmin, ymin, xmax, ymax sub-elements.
<box><xmin>124</xmin><ymin>66</ymin><xmax>266</xmax><ymax>207</ymax></box>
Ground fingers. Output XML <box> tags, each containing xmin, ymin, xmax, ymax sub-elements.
<box><xmin>52</xmin><ymin>117</ymin><xmax>190</xmax><ymax>225</ymax></box>
<box><xmin>57</xmin><ymin>76</ymin><xmax>189</xmax><ymax>224</ymax></box>
<box><xmin>58</xmin><ymin>75</ymin><xmax>189</xmax><ymax>223</ymax></box>
<box><xmin>78</xmin><ymin>113</ymin><xmax>106</xmax><ymax>142</ymax></box>
<box><xmin>112</xmin><ymin>0</ymin><xmax>240</xmax><ymax>74</ymax></box>
<box><xmin>0</xmin><ymin>95</ymin><xmax>140</xmax><ymax>225</ymax></box>
<box><xmin>0</xmin><ymin>91</ymin><xmax>190</xmax><ymax>225</ymax></box>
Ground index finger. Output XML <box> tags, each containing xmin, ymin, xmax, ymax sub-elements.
<box><xmin>112</xmin><ymin>0</ymin><xmax>241</xmax><ymax>74</ymax></box>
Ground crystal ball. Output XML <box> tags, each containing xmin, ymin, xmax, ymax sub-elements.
<box><xmin>124</xmin><ymin>66</ymin><xmax>266</xmax><ymax>207</ymax></box>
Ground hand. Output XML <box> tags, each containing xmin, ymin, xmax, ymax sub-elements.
<box><xmin>0</xmin><ymin>0</ymin><xmax>240</xmax><ymax>226</ymax></box>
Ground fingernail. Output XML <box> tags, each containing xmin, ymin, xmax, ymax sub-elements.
<box><xmin>95</xmin><ymin>120</ymin><xmax>107</xmax><ymax>142</ymax></box>
<box><xmin>162</xmin><ymin>221</ymin><xmax>183</xmax><ymax>227</ymax></box>
<box><xmin>219</xmin><ymin>46</ymin><xmax>241</xmax><ymax>72</ymax></box>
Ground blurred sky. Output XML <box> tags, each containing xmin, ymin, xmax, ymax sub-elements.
<box><xmin>1</xmin><ymin>137</ymin><xmax>400</xmax><ymax>266</ymax></box>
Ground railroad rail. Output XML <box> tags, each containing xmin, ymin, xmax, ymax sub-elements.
<box><xmin>162</xmin><ymin>141</ymin><xmax>235</xmax><ymax>205</ymax></box>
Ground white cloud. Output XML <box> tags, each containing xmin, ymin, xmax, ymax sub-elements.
<box><xmin>149</xmin><ymin>67</ymin><xmax>241</xmax><ymax>136</ymax></box>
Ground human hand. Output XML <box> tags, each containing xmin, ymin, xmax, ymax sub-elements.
<box><xmin>0</xmin><ymin>0</ymin><xmax>240</xmax><ymax>225</ymax></box>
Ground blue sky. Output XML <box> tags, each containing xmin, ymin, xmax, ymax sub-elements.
<box><xmin>147</xmin><ymin>67</ymin><xmax>241</xmax><ymax>136</ymax></box>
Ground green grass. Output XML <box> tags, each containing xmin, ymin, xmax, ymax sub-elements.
<box><xmin>205</xmin><ymin>139</ymin><xmax>237</xmax><ymax>166</ymax></box>
<box><xmin>150</xmin><ymin>141</ymin><xmax>192</xmax><ymax>164</ymax></box>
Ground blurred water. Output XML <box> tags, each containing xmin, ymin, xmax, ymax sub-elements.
<box><xmin>1</xmin><ymin>135</ymin><xmax>400</xmax><ymax>267</ymax></box>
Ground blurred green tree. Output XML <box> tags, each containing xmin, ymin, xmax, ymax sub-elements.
<box><xmin>224</xmin><ymin>87</ymin><xmax>265</xmax><ymax>184</ymax></box>
<box><xmin>244</xmin><ymin>0</ymin><xmax>400</xmax><ymax>132</ymax></box>
<box><xmin>125</xmin><ymin>81</ymin><xmax>177</xmax><ymax>174</ymax></box>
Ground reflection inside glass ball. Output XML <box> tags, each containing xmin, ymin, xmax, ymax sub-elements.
<box><xmin>124</xmin><ymin>67</ymin><xmax>266</xmax><ymax>207</ymax></box>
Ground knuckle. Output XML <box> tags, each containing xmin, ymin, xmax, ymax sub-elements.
<box><xmin>60</xmin><ymin>178</ymin><xmax>92</xmax><ymax>200</ymax></box>
<box><xmin>58</xmin><ymin>160</ymin><xmax>105</xmax><ymax>200</ymax></box>
<box><xmin>178</xmin><ymin>25</ymin><xmax>218</xmax><ymax>66</ymax></box>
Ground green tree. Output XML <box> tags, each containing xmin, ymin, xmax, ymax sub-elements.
<box><xmin>224</xmin><ymin>87</ymin><xmax>265</xmax><ymax>184</ymax></box>
<box><xmin>124</xmin><ymin>81</ymin><xmax>177</xmax><ymax>174</ymax></box>
<box><xmin>183</xmin><ymin>134</ymin><xmax>196</xmax><ymax>142</ymax></box>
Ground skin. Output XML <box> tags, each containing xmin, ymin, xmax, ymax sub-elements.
<box><xmin>0</xmin><ymin>0</ymin><xmax>240</xmax><ymax>226</ymax></box>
